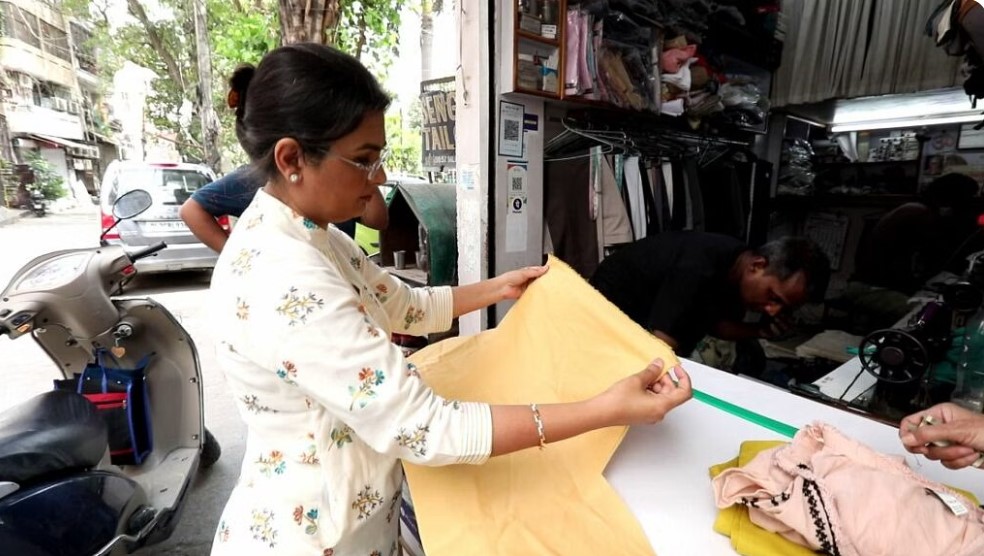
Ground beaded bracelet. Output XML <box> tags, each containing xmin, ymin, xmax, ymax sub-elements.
<box><xmin>530</xmin><ymin>403</ymin><xmax>546</xmax><ymax>450</ymax></box>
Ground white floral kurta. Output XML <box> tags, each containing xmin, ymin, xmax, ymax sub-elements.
<box><xmin>208</xmin><ymin>189</ymin><xmax>493</xmax><ymax>556</ymax></box>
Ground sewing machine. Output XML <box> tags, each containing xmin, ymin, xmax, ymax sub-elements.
<box><xmin>808</xmin><ymin>252</ymin><xmax>984</xmax><ymax>422</ymax></box>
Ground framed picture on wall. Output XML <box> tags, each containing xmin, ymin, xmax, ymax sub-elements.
<box><xmin>957</xmin><ymin>123</ymin><xmax>984</xmax><ymax>150</ymax></box>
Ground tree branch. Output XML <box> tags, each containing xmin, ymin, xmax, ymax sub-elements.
<box><xmin>126</xmin><ymin>0</ymin><xmax>185</xmax><ymax>89</ymax></box>
<box><xmin>231</xmin><ymin>0</ymin><xmax>244</xmax><ymax>12</ymax></box>
<box><xmin>355</xmin><ymin>8</ymin><xmax>366</xmax><ymax>61</ymax></box>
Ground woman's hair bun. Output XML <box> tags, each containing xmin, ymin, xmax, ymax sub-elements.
<box><xmin>227</xmin><ymin>64</ymin><xmax>256</xmax><ymax>114</ymax></box>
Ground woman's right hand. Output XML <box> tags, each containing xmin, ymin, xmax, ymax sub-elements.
<box><xmin>900</xmin><ymin>402</ymin><xmax>984</xmax><ymax>470</ymax></box>
<box><xmin>597</xmin><ymin>359</ymin><xmax>692</xmax><ymax>426</ymax></box>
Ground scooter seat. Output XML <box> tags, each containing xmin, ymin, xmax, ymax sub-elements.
<box><xmin>0</xmin><ymin>390</ymin><xmax>107</xmax><ymax>484</ymax></box>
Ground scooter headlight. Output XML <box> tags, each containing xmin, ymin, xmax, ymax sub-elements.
<box><xmin>12</xmin><ymin>252</ymin><xmax>93</xmax><ymax>293</ymax></box>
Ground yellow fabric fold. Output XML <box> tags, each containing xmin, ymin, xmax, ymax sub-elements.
<box><xmin>404</xmin><ymin>255</ymin><xmax>681</xmax><ymax>555</ymax></box>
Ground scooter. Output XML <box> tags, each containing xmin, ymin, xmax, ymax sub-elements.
<box><xmin>30</xmin><ymin>189</ymin><xmax>46</xmax><ymax>217</ymax></box>
<box><xmin>0</xmin><ymin>188</ymin><xmax>220</xmax><ymax>555</ymax></box>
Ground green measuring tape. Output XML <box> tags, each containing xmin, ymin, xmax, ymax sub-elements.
<box><xmin>693</xmin><ymin>389</ymin><xmax>799</xmax><ymax>439</ymax></box>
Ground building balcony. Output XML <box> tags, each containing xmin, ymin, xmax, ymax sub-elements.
<box><xmin>5</xmin><ymin>100</ymin><xmax>84</xmax><ymax>140</ymax></box>
<box><xmin>0</xmin><ymin>37</ymin><xmax>75</xmax><ymax>88</ymax></box>
<box><xmin>76</xmin><ymin>67</ymin><xmax>99</xmax><ymax>90</ymax></box>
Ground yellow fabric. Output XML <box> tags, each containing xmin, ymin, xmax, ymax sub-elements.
<box><xmin>709</xmin><ymin>441</ymin><xmax>982</xmax><ymax>556</ymax></box>
<box><xmin>404</xmin><ymin>255</ymin><xmax>680</xmax><ymax>555</ymax></box>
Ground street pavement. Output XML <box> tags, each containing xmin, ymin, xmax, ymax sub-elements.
<box><xmin>0</xmin><ymin>206</ymin><xmax>246</xmax><ymax>555</ymax></box>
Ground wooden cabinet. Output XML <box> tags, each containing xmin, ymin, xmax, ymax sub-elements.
<box><xmin>506</xmin><ymin>0</ymin><xmax>566</xmax><ymax>98</ymax></box>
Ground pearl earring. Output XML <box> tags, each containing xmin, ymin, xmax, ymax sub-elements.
<box><xmin>289</xmin><ymin>173</ymin><xmax>299</xmax><ymax>183</ymax></box>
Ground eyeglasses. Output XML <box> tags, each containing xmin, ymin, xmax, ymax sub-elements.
<box><xmin>328</xmin><ymin>149</ymin><xmax>389</xmax><ymax>180</ymax></box>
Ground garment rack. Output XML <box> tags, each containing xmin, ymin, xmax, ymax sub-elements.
<box><xmin>546</xmin><ymin>116</ymin><xmax>750</xmax><ymax>164</ymax></box>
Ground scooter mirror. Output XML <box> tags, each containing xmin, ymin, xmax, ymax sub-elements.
<box><xmin>113</xmin><ymin>189</ymin><xmax>153</xmax><ymax>220</ymax></box>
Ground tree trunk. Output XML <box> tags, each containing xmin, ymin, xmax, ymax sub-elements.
<box><xmin>420</xmin><ymin>0</ymin><xmax>434</xmax><ymax>81</ymax></box>
<box><xmin>126</xmin><ymin>0</ymin><xmax>186</xmax><ymax>90</ymax></box>
<box><xmin>192</xmin><ymin>0</ymin><xmax>222</xmax><ymax>172</ymax></box>
<box><xmin>278</xmin><ymin>0</ymin><xmax>340</xmax><ymax>45</ymax></box>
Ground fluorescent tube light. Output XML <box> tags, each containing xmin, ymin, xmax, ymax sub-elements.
<box><xmin>830</xmin><ymin>114</ymin><xmax>983</xmax><ymax>133</ymax></box>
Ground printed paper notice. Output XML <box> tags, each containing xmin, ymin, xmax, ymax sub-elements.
<box><xmin>460</xmin><ymin>164</ymin><xmax>479</xmax><ymax>191</ymax></box>
<box><xmin>498</xmin><ymin>101</ymin><xmax>524</xmax><ymax>157</ymax></box>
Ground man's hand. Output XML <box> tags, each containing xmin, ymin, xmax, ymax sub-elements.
<box><xmin>900</xmin><ymin>403</ymin><xmax>984</xmax><ymax>470</ymax></box>
<box><xmin>758</xmin><ymin>314</ymin><xmax>793</xmax><ymax>339</ymax></box>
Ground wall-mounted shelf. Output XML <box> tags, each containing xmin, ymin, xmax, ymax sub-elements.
<box><xmin>517</xmin><ymin>29</ymin><xmax>560</xmax><ymax>47</ymax></box>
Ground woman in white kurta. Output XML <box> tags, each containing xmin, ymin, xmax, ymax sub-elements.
<box><xmin>208</xmin><ymin>43</ymin><xmax>693</xmax><ymax>556</ymax></box>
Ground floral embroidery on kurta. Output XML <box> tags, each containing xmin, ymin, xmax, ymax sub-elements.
<box><xmin>403</xmin><ymin>306</ymin><xmax>425</xmax><ymax>329</ymax></box>
<box><xmin>250</xmin><ymin>509</ymin><xmax>278</xmax><ymax>548</ymax></box>
<box><xmin>350</xmin><ymin>256</ymin><xmax>363</xmax><ymax>270</ymax></box>
<box><xmin>256</xmin><ymin>450</ymin><xmax>286</xmax><ymax>477</ymax></box>
<box><xmin>277</xmin><ymin>360</ymin><xmax>298</xmax><ymax>385</ymax></box>
<box><xmin>442</xmin><ymin>399</ymin><xmax>461</xmax><ymax>410</ymax></box>
<box><xmin>242</xmin><ymin>394</ymin><xmax>276</xmax><ymax>414</ymax></box>
<box><xmin>232</xmin><ymin>249</ymin><xmax>260</xmax><ymax>276</ymax></box>
<box><xmin>349</xmin><ymin>368</ymin><xmax>385</xmax><ymax>410</ymax></box>
<box><xmin>301</xmin><ymin>217</ymin><xmax>319</xmax><ymax>230</ymax></box>
<box><xmin>405</xmin><ymin>363</ymin><xmax>420</xmax><ymax>378</ymax></box>
<box><xmin>217</xmin><ymin>520</ymin><xmax>230</xmax><ymax>542</ymax></box>
<box><xmin>236</xmin><ymin>298</ymin><xmax>250</xmax><ymax>320</ymax></box>
<box><xmin>395</xmin><ymin>424</ymin><xmax>430</xmax><ymax>457</ymax></box>
<box><xmin>293</xmin><ymin>505</ymin><xmax>319</xmax><ymax>535</ymax></box>
<box><xmin>352</xmin><ymin>486</ymin><xmax>384</xmax><ymax>520</ymax></box>
<box><xmin>299</xmin><ymin>432</ymin><xmax>320</xmax><ymax>464</ymax></box>
<box><xmin>356</xmin><ymin>304</ymin><xmax>381</xmax><ymax>337</ymax></box>
<box><xmin>374</xmin><ymin>283</ymin><xmax>390</xmax><ymax>303</ymax></box>
<box><xmin>277</xmin><ymin>287</ymin><xmax>325</xmax><ymax>326</ymax></box>
<box><xmin>330</xmin><ymin>425</ymin><xmax>354</xmax><ymax>448</ymax></box>
<box><xmin>244</xmin><ymin>213</ymin><xmax>264</xmax><ymax>229</ymax></box>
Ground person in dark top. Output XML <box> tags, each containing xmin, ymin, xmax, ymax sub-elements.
<box><xmin>180</xmin><ymin>165</ymin><xmax>388</xmax><ymax>252</ymax></box>
<box><xmin>589</xmin><ymin>232</ymin><xmax>831</xmax><ymax>355</ymax></box>
<box><xmin>840</xmin><ymin>173</ymin><xmax>982</xmax><ymax>329</ymax></box>
<box><xmin>854</xmin><ymin>173</ymin><xmax>981</xmax><ymax>294</ymax></box>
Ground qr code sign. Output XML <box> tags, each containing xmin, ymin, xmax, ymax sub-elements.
<box><xmin>511</xmin><ymin>177</ymin><xmax>523</xmax><ymax>191</ymax></box>
<box><xmin>503</xmin><ymin>119</ymin><xmax>520</xmax><ymax>142</ymax></box>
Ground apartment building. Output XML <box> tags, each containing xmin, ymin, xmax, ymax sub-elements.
<box><xmin>0</xmin><ymin>0</ymin><xmax>119</xmax><ymax>200</ymax></box>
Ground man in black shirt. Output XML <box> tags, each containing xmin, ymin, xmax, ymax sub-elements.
<box><xmin>589</xmin><ymin>232</ymin><xmax>831</xmax><ymax>356</ymax></box>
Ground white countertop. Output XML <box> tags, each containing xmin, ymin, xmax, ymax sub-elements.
<box><xmin>606</xmin><ymin>359</ymin><xmax>984</xmax><ymax>555</ymax></box>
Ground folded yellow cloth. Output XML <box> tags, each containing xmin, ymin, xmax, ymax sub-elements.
<box><xmin>710</xmin><ymin>441</ymin><xmax>982</xmax><ymax>556</ymax></box>
<box><xmin>404</xmin><ymin>255</ymin><xmax>681</xmax><ymax>555</ymax></box>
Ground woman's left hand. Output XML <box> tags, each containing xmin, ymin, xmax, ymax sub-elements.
<box><xmin>495</xmin><ymin>265</ymin><xmax>549</xmax><ymax>301</ymax></box>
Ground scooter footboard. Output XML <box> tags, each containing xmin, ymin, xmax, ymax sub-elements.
<box><xmin>0</xmin><ymin>471</ymin><xmax>143</xmax><ymax>556</ymax></box>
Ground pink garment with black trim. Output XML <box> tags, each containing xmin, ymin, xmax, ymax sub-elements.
<box><xmin>712</xmin><ymin>422</ymin><xmax>984</xmax><ymax>556</ymax></box>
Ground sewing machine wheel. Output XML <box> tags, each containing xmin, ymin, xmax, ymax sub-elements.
<box><xmin>859</xmin><ymin>329</ymin><xmax>930</xmax><ymax>385</ymax></box>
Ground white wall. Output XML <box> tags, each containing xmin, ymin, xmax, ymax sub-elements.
<box><xmin>455</xmin><ymin>0</ymin><xmax>491</xmax><ymax>334</ymax></box>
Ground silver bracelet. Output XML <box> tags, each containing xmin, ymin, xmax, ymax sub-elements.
<box><xmin>530</xmin><ymin>403</ymin><xmax>546</xmax><ymax>450</ymax></box>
